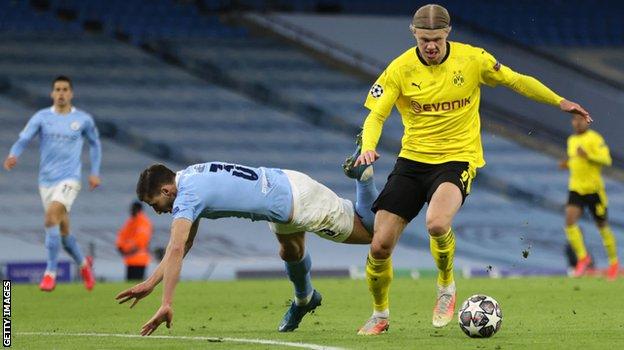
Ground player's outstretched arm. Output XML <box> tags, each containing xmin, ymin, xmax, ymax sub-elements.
<box><xmin>140</xmin><ymin>218</ymin><xmax>192</xmax><ymax>336</ymax></box>
<box><xmin>559</xmin><ymin>100</ymin><xmax>592</xmax><ymax>124</ymax></box>
<box><xmin>6</xmin><ymin>114</ymin><xmax>43</xmax><ymax>171</ymax></box>
<box><xmin>85</xmin><ymin>117</ymin><xmax>102</xmax><ymax>190</ymax></box>
<box><xmin>116</xmin><ymin>220</ymin><xmax>199</xmax><ymax>310</ymax></box>
<box><xmin>481</xmin><ymin>54</ymin><xmax>592</xmax><ymax>124</ymax></box>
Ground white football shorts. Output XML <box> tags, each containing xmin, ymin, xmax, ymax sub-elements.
<box><xmin>269</xmin><ymin>170</ymin><xmax>354</xmax><ymax>242</ymax></box>
<box><xmin>39</xmin><ymin>179</ymin><xmax>81</xmax><ymax>212</ymax></box>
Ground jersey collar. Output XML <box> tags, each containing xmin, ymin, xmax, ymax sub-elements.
<box><xmin>175</xmin><ymin>171</ymin><xmax>182</xmax><ymax>188</ymax></box>
<box><xmin>415</xmin><ymin>42</ymin><xmax>451</xmax><ymax>66</ymax></box>
<box><xmin>50</xmin><ymin>106</ymin><xmax>76</xmax><ymax>115</ymax></box>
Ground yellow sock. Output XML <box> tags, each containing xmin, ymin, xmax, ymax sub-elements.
<box><xmin>565</xmin><ymin>225</ymin><xmax>587</xmax><ymax>260</ymax></box>
<box><xmin>599</xmin><ymin>225</ymin><xmax>619</xmax><ymax>265</ymax></box>
<box><xmin>430</xmin><ymin>228</ymin><xmax>456</xmax><ymax>287</ymax></box>
<box><xmin>366</xmin><ymin>252</ymin><xmax>393</xmax><ymax>312</ymax></box>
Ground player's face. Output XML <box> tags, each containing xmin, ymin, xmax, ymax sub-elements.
<box><xmin>145</xmin><ymin>193</ymin><xmax>175</xmax><ymax>214</ymax></box>
<box><xmin>51</xmin><ymin>81</ymin><xmax>73</xmax><ymax>107</ymax></box>
<box><xmin>571</xmin><ymin>114</ymin><xmax>589</xmax><ymax>134</ymax></box>
<box><xmin>413</xmin><ymin>28</ymin><xmax>450</xmax><ymax>64</ymax></box>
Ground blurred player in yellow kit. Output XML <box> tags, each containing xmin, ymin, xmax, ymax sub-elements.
<box><xmin>560</xmin><ymin>113</ymin><xmax>618</xmax><ymax>280</ymax></box>
<box><xmin>343</xmin><ymin>4</ymin><xmax>592</xmax><ymax>335</ymax></box>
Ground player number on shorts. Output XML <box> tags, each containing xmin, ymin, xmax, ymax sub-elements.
<box><xmin>62</xmin><ymin>184</ymin><xmax>73</xmax><ymax>194</ymax></box>
<box><xmin>319</xmin><ymin>228</ymin><xmax>338</xmax><ymax>237</ymax></box>
<box><xmin>209</xmin><ymin>163</ymin><xmax>259</xmax><ymax>181</ymax></box>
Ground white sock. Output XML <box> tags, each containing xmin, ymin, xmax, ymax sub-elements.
<box><xmin>295</xmin><ymin>291</ymin><xmax>313</xmax><ymax>306</ymax></box>
<box><xmin>44</xmin><ymin>270</ymin><xmax>56</xmax><ymax>278</ymax></box>
<box><xmin>372</xmin><ymin>309</ymin><xmax>389</xmax><ymax>319</ymax></box>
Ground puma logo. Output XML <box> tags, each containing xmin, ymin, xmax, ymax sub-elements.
<box><xmin>411</xmin><ymin>82</ymin><xmax>422</xmax><ymax>90</ymax></box>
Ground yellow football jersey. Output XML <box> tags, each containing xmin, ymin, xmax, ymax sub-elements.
<box><xmin>363</xmin><ymin>41</ymin><xmax>563</xmax><ymax>169</ymax></box>
<box><xmin>567</xmin><ymin>129</ymin><xmax>611</xmax><ymax>195</ymax></box>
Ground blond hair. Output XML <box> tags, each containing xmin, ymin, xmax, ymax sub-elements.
<box><xmin>410</xmin><ymin>4</ymin><xmax>450</xmax><ymax>31</ymax></box>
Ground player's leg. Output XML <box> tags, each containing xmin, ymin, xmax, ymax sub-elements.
<box><xmin>127</xmin><ymin>266</ymin><xmax>146</xmax><ymax>281</ymax></box>
<box><xmin>60</xmin><ymin>213</ymin><xmax>86</xmax><ymax>267</ymax></box>
<box><xmin>343</xmin><ymin>214</ymin><xmax>373</xmax><ymax>244</ymax></box>
<box><xmin>564</xmin><ymin>192</ymin><xmax>590</xmax><ymax>276</ymax></box>
<box><xmin>426</xmin><ymin>182</ymin><xmax>462</xmax><ymax>328</ymax></box>
<box><xmin>60</xmin><ymin>211</ymin><xmax>95</xmax><ymax>289</ymax></box>
<box><xmin>343</xmin><ymin>131</ymin><xmax>378</xmax><ymax>234</ymax></box>
<box><xmin>275</xmin><ymin>232</ymin><xmax>322</xmax><ymax>332</ymax></box>
<box><xmin>55</xmin><ymin>180</ymin><xmax>94</xmax><ymax>290</ymax></box>
<box><xmin>280</xmin><ymin>169</ymin><xmax>371</xmax><ymax>244</ymax></box>
<box><xmin>41</xmin><ymin>201</ymin><xmax>65</xmax><ymax>291</ymax></box>
<box><xmin>358</xmin><ymin>160</ymin><xmax>423</xmax><ymax>335</ymax></box>
<box><xmin>125</xmin><ymin>266</ymin><xmax>132</xmax><ymax>281</ymax></box>
<box><xmin>278</xmin><ymin>232</ymin><xmax>312</xmax><ymax>304</ymax></box>
<box><xmin>353</xmin><ymin>169</ymin><xmax>378</xmax><ymax>234</ymax></box>
<box><xmin>358</xmin><ymin>210</ymin><xmax>407</xmax><ymax>335</ymax></box>
<box><xmin>426</xmin><ymin>162</ymin><xmax>474</xmax><ymax>328</ymax></box>
<box><xmin>591</xmin><ymin>192</ymin><xmax>618</xmax><ymax>280</ymax></box>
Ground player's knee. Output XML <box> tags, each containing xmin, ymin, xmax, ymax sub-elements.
<box><xmin>426</xmin><ymin>217</ymin><xmax>450</xmax><ymax>236</ymax></box>
<box><xmin>44</xmin><ymin>206</ymin><xmax>64</xmax><ymax>227</ymax></box>
<box><xmin>370</xmin><ymin>240</ymin><xmax>393</xmax><ymax>259</ymax></box>
<box><xmin>279</xmin><ymin>245</ymin><xmax>304</xmax><ymax>262</ymax></box>
<box><xmin>44</xmin><ymin>213</ymin><xmax>61</xmax><ymax>227</ymax></box>
<box><xmin>565</xmin><ymin>216</ymin><xmax>577</xmax><ymax>227</ymax></box>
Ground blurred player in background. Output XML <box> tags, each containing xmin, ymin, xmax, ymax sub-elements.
<box><xmin>3</xmin><ymin>76</ymin><xmax>101</xmax><ymax>292</ymax></box>
<box><xmin>116</xmin><ymin>148</ymin><xmax>379</xmax><ymax>335</ymax></box>
<box><xmin>559</xmin><ymin>113</ymin><xmax>618</xmax><ymax>280</ymax></box>
<box><xmin>347</xmin><ymin>4</ymin><xmax>592</xmax><ymax>335</ymax></box>
<box><xmin>116</xmin><ymin>201</ymin><xmax>153</xmax><ymax>281</ymax></box>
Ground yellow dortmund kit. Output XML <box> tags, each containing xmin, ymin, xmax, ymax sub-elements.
<box><xmin>362</xmin><ymin>41</ymin><xmax>564</xmax><ymax>170</ymax></box>
<box><xmin>362</xmin><ymin>42</ymin><xmax>567</xmax><ymax>313</ymax></box>
<box><xmin>567</xmin><ymin>129</ymin><xmax>611</xmax><ymax>196</ymax></box>
<box><xmin>564</xmin><ymin>129</ymin><xmax>617</xmax><ymax>266</ymax></box>
<box><xmin>566</xmin><ymin>129</ymin><xmax>612</xmax><ymax>220</ymax></box>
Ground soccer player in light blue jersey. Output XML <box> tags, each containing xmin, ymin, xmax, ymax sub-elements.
<box><xmin>3</xmin><ymin>76</ymin><xmax>101</xmax><ymax>292</ymax></box>
<box><xmin>116</xmin><ymin>151</ymin><xmax>378</xmax><ymax>336</ymax></box>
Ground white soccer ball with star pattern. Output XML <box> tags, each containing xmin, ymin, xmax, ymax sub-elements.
<box><xmin>458</xmin><ymin>294</ymin><xmax>502</xmax><ymax>338</ymax></box>
<box><xmin>369</xmin><ymin>83</ymin><xmax>383</xmax><ymax>98</ymax></box>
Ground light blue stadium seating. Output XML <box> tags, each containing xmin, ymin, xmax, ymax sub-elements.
<box><xmin>1</xmin><ymin>1</ymin><xmax>623</xmax><ymax>278</ymax></box>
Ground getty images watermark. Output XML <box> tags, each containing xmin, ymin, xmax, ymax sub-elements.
<box><xmin>3</xmin><ymin>280</ymin><xmax>10</xmax><ymax>347</ymax></box>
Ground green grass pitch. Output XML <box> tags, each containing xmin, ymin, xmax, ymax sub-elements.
<box><xmin>11</xmin><ymin>277</ymin><xmax>624</xmax><ymax>349</ymax></box>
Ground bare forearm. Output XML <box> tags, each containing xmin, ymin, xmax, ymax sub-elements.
<box><xmin>161</xmin><ymin>245</ymin><xmax>184</xmax><ymax>306</ymax></box>
<box><xmin>159</xmin><ymin>218</ymin><xmax>193</xmax><ymax>306</ymax></box>
<box><xmin>144</xmin><ymin>241</ymin><xmax>191</xmax><ymax>287</ymax></box>
<box><xmin>146</xmin><ymin>260</ymin><xmax>165</xmax><ymax>286</ymax></box>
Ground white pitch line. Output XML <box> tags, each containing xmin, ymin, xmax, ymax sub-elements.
<box><xmin>17</xmin><ymin>332</ymin><xmax>348</xmax><ymax>350</ymax></box>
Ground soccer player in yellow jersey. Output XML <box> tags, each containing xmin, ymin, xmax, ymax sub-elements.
<box><xmin>559</xmin><ymin>113</ymin><xmax>618</xmax><ymax>281</ymax></box>
<box><xmin>346</xmin><ymin>4</ymin><xmax>592</xmax><ymax>335</ymax></box>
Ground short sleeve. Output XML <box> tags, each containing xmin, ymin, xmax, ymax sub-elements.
<box><xmin>478</xmin><ymin>48</ymin><xmax>517</xmax><ymax>87</ymax></box>
<box><xmin>172</xmin><ymin>184</ymin><xmax>203</xmax><ymax>222</ymax></box>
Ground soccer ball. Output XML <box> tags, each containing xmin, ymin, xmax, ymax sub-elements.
<box><xmin>458</xmin><ymin>294</ymin><xmax>502</xmax><ymax>338</ymax></box>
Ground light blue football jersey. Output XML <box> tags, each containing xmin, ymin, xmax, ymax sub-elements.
<box><xmin>172</xmin><ymin>162</ymin><xmax>293</xmax><ymax>223</ymax></box>
<box><xmin>9</xmin><ymin>107</ymin><xmax>102</xmax><ymax>186</ymax></box>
